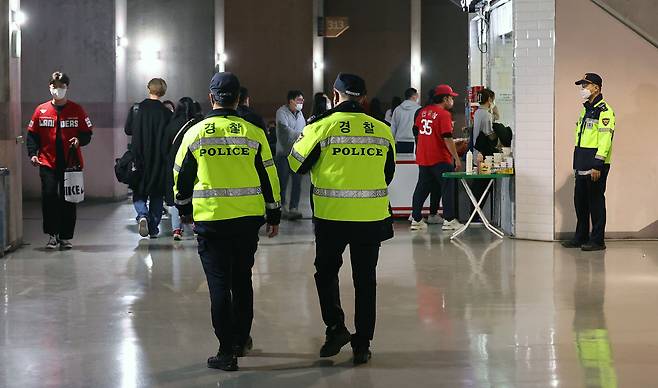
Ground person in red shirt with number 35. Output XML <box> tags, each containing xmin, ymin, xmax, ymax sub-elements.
<box><xmin>26</xmin><ymin>71</ymin><xmax>93</xmax><ymax>250</ymax></box>
<box><xmin>410</xmin><ymin>84</ymin><xmax>463</xmax><ymax>232</ymax></box>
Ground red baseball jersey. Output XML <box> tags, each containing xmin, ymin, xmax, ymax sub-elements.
<box><xmin>27</xmin><ymin>101</ymin><xmax>93</xmax><ymax>169</ymax></box>
<box><xmin>414</xmin><ymin>105</ymin><xmax>454</xmax><ymax>166</ymax></box>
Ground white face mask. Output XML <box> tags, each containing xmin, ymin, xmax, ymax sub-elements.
<box><xmin>50</xmin><ymin>87</ymin><xmax>67</xmax><ymax>100</ymax></box>
<box><xmin>580</xmin><ymin>88</ymin><xmax>591</xmax><ymax>100</ymax></box>
<box><xmin>325</xmin><ymin>101</ymin><xmax>332</xmax><ymax>110</ymax></box>
<box><xmin>295</xmin><ymin>103</ymin><xmax>303</xmax><ymax>112</ymax></box>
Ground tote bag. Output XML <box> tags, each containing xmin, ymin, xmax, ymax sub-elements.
<box><xmin>64</xmin><ymin>146</ymin><xmax>85</xmax><ymax>203</ymax></box>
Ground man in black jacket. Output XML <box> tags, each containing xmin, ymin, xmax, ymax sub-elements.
<box><xmin>236</xmin><ymin>87</ymin><xmax>277</xmax><ymax>152</ymax></box>
<box><xmin>124</xmin><ymin>78</ymin><xmax>172</xmax><ymax>238</ymax></box>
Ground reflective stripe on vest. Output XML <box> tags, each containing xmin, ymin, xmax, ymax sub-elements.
<box><xmin>290</xmin><ymin>148</ymin><xmax>305</xmax><ymax>164</ymax></box>
<box><xmin>193</xmin><ymin>187</ymin><xmax>262</xmax><ymax>198</ymax></box>
<box><xmin>263</xmin><ymin>158</ymin><xmax>275</xmax><ymax>168</ymax></box>
<box><xmin>175</xmin><ymin>196</ymin><xmax>192</xmax><ymax>205</ymax></box>
<box><xmin>319</xmin><ymin>136</ymin><xmax>390</xmax><ymax>149</ymax></box>
<box><xmin>313</xmin><ymin>187</ymin><xmax>388</xmax><ymax>198</ymax></box>
<box><xmin>265</xmin><ymin>201</ymin><xmax>281</xmax><ymax>209</ymax></box>
<box><xmin>189</xmin><ymin>137</ymin><xmax>260</xmax><ymax>153</ymax></box>
<box><xmin>173</xmin><ymin>163</ymin><xmax>182</xmax><ymax>172</ymax></box>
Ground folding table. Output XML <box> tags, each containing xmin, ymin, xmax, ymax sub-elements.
<box><xmin>442</xmin><ymin>172</ymin><xmax>513</xmax><ymax>240</ymax></box>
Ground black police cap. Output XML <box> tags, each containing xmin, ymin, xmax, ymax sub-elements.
<box><xmin>209</xmin><ymin>72</ymin><xmax>240</xmax><ymax>101</ymax></box>
<box><xmin>334</xmin><ymin>73</ymin><xmax>367</xmax><ymax>97</ymax></box>
<box><xmin>575</xmin><ymin>73</ymin><xmax>602</xmax><ymax>87</ymax></box>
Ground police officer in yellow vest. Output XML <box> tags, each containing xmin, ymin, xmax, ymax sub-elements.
<box><xmin>174</xmin><ymin>72</ymin><xmax>281</xmax><ymax>371</ymax></box>
<box><xmin>288</xmin><ymin>73</ymin><xmax>395</xmax><ymax>365</ymax></box>
<box><xmin>562</xmin><ymin>73</ymin><xmax>615</xmax><ymax>252</ymax></box>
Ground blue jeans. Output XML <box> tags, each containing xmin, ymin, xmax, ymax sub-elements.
<box><xmin>412</xmin><ymin>163</ymin><xmax>456</xmax><ymax>222</ymax></box>
<box><xmin>169</xmin><ymin>205</ymin><xmax>182</xmax><ymax>231</ymax></box>
<box><xmin>133</xmin><ymin>194</ymin><xmax>164</xmax><ymax>235</ymax></box>
<box><xmin>275</xmin><ymin>155</ymin><xmax>302</xmax><ymax>209</ymax></box>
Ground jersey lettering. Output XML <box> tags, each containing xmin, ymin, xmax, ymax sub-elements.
<box><xmin>60</xmin><ymin>119</ymin><xmax>79</xmax><ymax>128</ymax></box>
<box><xmin>419</xmin><ymin>119</ymin><xmax>433</xmax><ymax>135</ymax></box>
<box><xmin>39</xmin><ymin>118</ymin><xmax>55</xmax><ymax>127</ymax></box>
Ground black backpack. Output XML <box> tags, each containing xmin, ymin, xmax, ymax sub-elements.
<box><xmin>114</xmin><ymin>147</ymin><xmax>141</xmax><ymax>189</ymax></box>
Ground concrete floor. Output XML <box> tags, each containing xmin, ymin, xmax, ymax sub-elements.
<box><xmin>2</xmin><ymin>201</ymin><xmax>658</xmax><ymax>388</ymax></box>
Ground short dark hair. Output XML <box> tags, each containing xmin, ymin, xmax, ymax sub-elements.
<box><xmin>337</xmin><ymin>90</ymin><xmax>362</xmax><ymax>102</ymax></box>
<box><xmin>287</xmin><ymin>90</ymin><xmax>303</xmax><ymax>102</ymax></box>
<box><xmin>239</xmin><ymin>87</ymin><xmax>249</xmax><ymax>105</ymax></box>
<box><xmin>478</xmin><ymin>88</ymin><xmax>493</xmax><ymax>105</ymax></box>
<box><xmin>404</xmin><ymin>88</ymin><xmax>418</xmax><ymax>100</ymax></box>
<box><xmin>49</xmin><ymin>71</ymin><xmax>70</xmax><ymax>86</ymax></box>
<box><xmin>215</xmin><ymin>94</ymin><xmax>238</xmax><ymax>106</ymax></box>
<box><xmin>431</xmin><ymin>94</ymin><xmax>451</xmax><ymax>104</ymax></box>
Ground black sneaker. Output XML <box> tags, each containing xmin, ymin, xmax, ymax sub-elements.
<box><xmin>234</xmin><ymin>336</ymin><xmax>253</xmax><ymax>357</ymax></box>
<box><xmin>207</xmin><ymin>352</ymin><xmax>238</xmax><ymax>371</ymax></box>
<box><xmin>352</xmin><ymin>346</ymin><xmax>372</xmax><ymax>365</ymax></box>
<box><xmin>581</xmin><ymin>243</ymin><xmax>606</xmax><ymax>251</ymax></box>
<box><xmin>561</xmin><ymin>240</ymin><xmax>584</xmax><ymax>248</ymax></box>
<box><xmin>45</xmin><ymin>235</ymin><xmax>59</xmax><ymax>250</ymax></box>
<box><xmin>319</xmin><ymin>326</ymin><xmax>351</xmax><ymax>358</ymax></box>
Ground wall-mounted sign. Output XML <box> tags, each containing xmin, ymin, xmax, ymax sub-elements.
<box><xmin>318</xmin><ymin>17</ymin><xmax>350</xmax><ymax>38</ymax></box>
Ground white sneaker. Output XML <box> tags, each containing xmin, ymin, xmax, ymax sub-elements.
<box><xmin>408</xmin><ymin>214</ymin><xmax>414</xmax><ymax>222</ymax></box>
<box><xmin>138</xmin><ymin>217</ymin><xmax>149</xmax><ymax>237</ymax></box>
<box><xmin>426</xmin><ymin>214</ymin><xmax>444</xmax><ymax>224</ymax></box>
<box><xmin>442</xmin><ymin>219</ymin><xmax>464</xmax><ymax>231</ymax></box>
<box><xmin>410</xmin><ymin>219</ymin><xmax>428</xmax><ymax>231</ymax></box>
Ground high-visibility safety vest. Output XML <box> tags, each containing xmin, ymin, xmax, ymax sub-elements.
<box><xmin>288</xmin><ymin>109</ymin><xmax>395</xmax><ymax>222</ymax></box>
<box><xmin>174</xmin><ymin>112</ymin><xmax>281</xmax><ymax>221</ymax></box>
<box><xmin>573</xmin><ymin>97</ymin><xmax>615</xmax><ymax>172</ymax></box>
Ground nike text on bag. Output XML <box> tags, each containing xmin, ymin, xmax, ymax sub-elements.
<box><xmin>64</xmin><ymin>147</ymin><xmax>84</xmax><ymax>203</ymax></box>
<box><xmin>64</xmin><ymin>170</ymin><xmax>85</xmax><ymax>203</ymax></box>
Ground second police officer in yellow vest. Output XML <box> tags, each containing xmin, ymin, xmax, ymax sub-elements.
<box><xmin>562</xmin><ymin>73</ymin><xmax>615</xmax><ymax>252</ymax></box>
<box><xmin>288</xmin><ymin>73</ymin><xmax>396</xmax><ymax>365</ymax></box>
<box><xmin>174</xmin><ymin>72</ymin><xmax>281</xmax><ymax>371</ymax></box>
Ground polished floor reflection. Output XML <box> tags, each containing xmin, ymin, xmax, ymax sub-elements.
<box><xmin>2</xmin><ymin>202</ymin><xmax>658</xmax><ymax>387</ymax></box>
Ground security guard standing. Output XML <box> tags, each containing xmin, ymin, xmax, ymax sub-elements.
<box><xmin>288</xmin><ymin>73</ymin><xmax>395</xmax><ymax>365</ymax></box>
<box><xmin>562</xmin><ymin>73</ymin><xmax>615</xmax><ymax>252</ymax></box>
<box><xmin>174</xmin><ymin>72</ymin><xmax>281</xmax><ymax>371</ymax></box>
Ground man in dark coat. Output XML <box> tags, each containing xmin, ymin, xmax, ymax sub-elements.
<box><xmin>124</xmin><ymin>78</ymin><xmax>172</xmax><ymax>238</ymax></box>
<box><xmin>236</xmin><ymin>87</ymin><xmax>277</xmax><ymax>152</ymax></box>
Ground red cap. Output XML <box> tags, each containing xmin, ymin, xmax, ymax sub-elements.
<box><xmin>433</xmin><ymin>84</ymin><xmax>459</xmax><ymax>97</ymax></box>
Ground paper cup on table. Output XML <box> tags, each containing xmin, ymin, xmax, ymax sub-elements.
<box><xmin>493</xmin><ymin>153</ymin><xmax>503</xmax><ymax>163</ymax></box>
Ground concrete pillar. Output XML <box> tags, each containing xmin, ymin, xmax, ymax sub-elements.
<box><xmin>410</xmin><ymin>0</ymin><xmax>422</xmax><ymax>94</ymax></box>
<box><xmin>312</xmin><ymin>0</ymin><xmax>324</xmax><ymax>93</ymax></box>
<box><xmin>113</xmin><ymin>0</ymin><xmax>129</xmax><ymax>199</ymax></box>
<box><xmin>0</xmin><ymin>0</ymin><xmax>23</xmax><ymax>249</ymax></box>
<box><xmin>513</xmin><ymin>0</ymin><xmax>556</xmax><ymax>240</ymax></box>
<box><xmin>214</xmin><ymin>0</ymin><xmax>225</xmax><ymax>72</ymax></box>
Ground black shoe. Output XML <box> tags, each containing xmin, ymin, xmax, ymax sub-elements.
<box><xmin>207</xmin><ymin>352</ymin><xmax>238</xmax><ymax>371</ymax></box>
<box><xmin>234</xmin><ymin>336</ymin><xmax>253</xmax><ymax>357</ymax></box>
<box><xmin>561</xmin><ymin>240</ymin><xmax>584</xmax><ymax>248</ymax></box>
<box><xmin>319</xmin><ymin>326</ymin><xmax>351</xmax><ymax>358</ymax></box>
<box><xmin>581</xmin><ymin>243</ymin><xmax>606</xmax><ymax>251</ymax></box>
<box><xmin>352</xmin><ymin>346</ymin><xmax>372</xmax><ymax>365</ymax></box>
